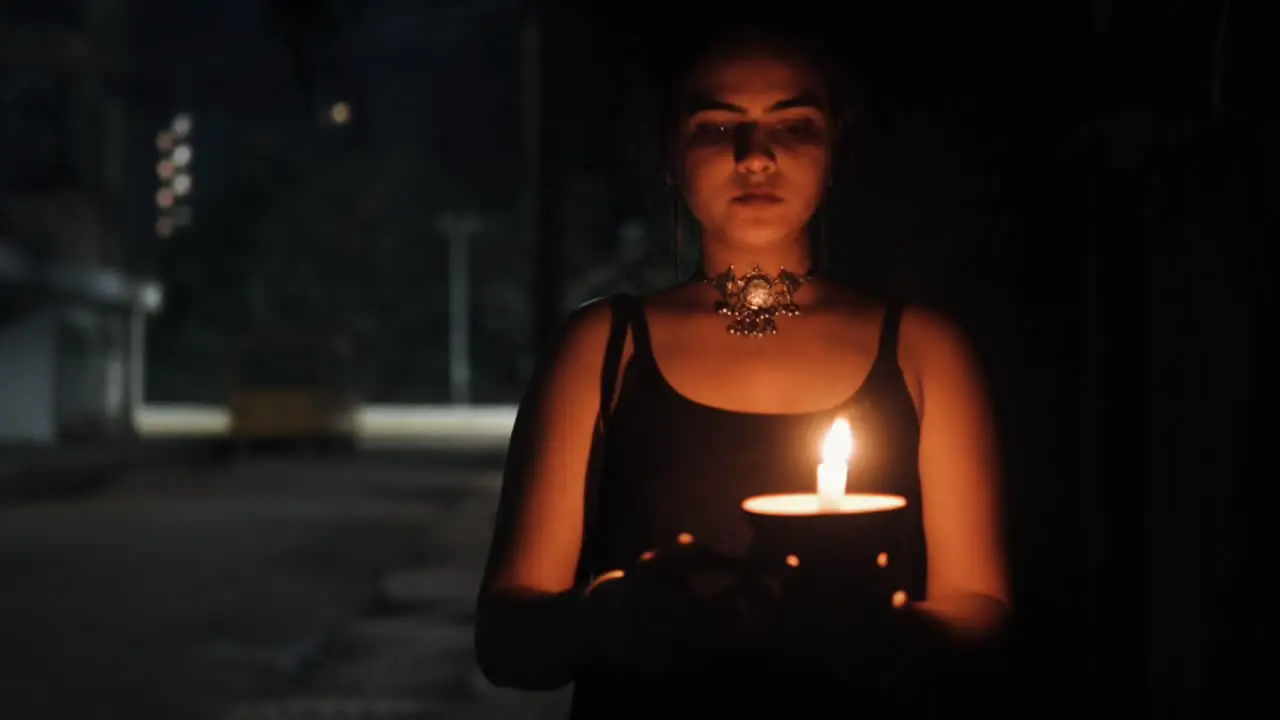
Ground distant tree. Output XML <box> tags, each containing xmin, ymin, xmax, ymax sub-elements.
<box><xmin>151</xmin><ymin>125</ymin><xmax>679</xmax><ymax>403</ymax></box>
<box><xmin>151</xmin><ymin>130</ymin><xmax>546</xmax><ymax>403</ymax></box>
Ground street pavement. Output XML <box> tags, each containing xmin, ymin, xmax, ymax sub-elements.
<box><xmin>0</xmin><ymin>445</ymin><xmax>571</xmax><ymax>720</ymax></box>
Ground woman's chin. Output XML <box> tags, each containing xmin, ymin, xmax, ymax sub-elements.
<box><xmin>711</xmin><ymin>223</ymin><xmax>804</xmax><ymax>254</ymax></box>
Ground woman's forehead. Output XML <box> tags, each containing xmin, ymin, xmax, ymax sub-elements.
<box><xmin>684</xmin><ymin>53</ymin><xmax>827</xmax><ymax>107</ymax></box>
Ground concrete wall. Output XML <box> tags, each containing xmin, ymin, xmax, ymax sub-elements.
<box><xmin>0</xmin><ymin>308</ymin><xmax>57</xmax><ymax>442</ymax></box>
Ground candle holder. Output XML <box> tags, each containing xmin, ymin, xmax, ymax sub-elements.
<box><xmin>740</xmin><ymin>493</ymin><xmax>909</xmax><ymax>636</ymax></box>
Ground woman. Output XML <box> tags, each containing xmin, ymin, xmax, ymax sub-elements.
<box><xmin>476</xmin><ymin>22</ymin><xmax>1010</xmax><ymax>716</ymax></box>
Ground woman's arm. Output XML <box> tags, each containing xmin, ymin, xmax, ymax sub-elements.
<box><xmin>902</xmin><ymin>308</ymin><xmax>1011</xmax><ymax>642</ymax></box>
<box><xmin>474</xmin><ymin>299</ymin><xmax>618</xmax><ymax>689</ymax></box>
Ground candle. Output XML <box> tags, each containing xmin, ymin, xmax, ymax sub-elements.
<box><xmin>741</xmin><ymin>416</ymin><xmax>907</xmax><ymax>516</ymax></box>
<box><xmin>739</xmin><ymin>417</ymin><xmax>910</xmax><ymax>625</ymax></box>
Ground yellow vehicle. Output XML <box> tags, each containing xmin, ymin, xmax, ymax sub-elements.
<box><xmin>227</xmin><ymin>333</ymin><xmax>359</xmax><ymax>453</ymax></box>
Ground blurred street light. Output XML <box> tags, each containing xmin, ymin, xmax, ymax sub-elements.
<box><xmin>155</xmin><ymin>216</ymin><xmax>175</xmax><ymax>238</ymax></box>
<box><xmin>155</xmin><ymin>112</ymin><xmax>195</xmax><ymax>237</ymax></box>
<box><xmin>329</xmin><ymin>100</ymin><xmax>352</xmax><ymax>125</ymax></box>
<box><xmin>171</xmin><ymin>113</ymin><xmax>193</xmax><ymax>137</ymax></box>
<box><xmin>155</xmin><ymin>187</ymin><xmax>175</xmax><ymax>209</ymax></box>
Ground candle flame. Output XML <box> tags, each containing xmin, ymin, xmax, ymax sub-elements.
<box><xmin>821</xmin><ymin>417</ymin><xmax>854</xmax><ymax>464</ymax></box>
<box><xmin>817</xmin><ymin>417</ymin><xmax>854</xmax><ymax>504</ymax></box>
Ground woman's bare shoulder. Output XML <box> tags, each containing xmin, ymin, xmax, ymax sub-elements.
<box><xmin>895</xmin><ymin>303</ymin><xmax>988</xmax><ymax>412</ymax></box>
<box><xmin>527</xmin><ymin>297</ymin><xmax>624</xmax><ymax>399</ymax></box>
<box><xmin>808</xmin><ymin>281</ymin><xmax>892</xmax><ymax>323</ymax></box>
<box><xmin>620</xmin><ymin>282</ymin><xmax>705</xmax><ymax>322</ymax></box>
<box><xmin>898</xmin><ymin>304</ymin><xmax>976</xmax><ymax>357</ymax></box>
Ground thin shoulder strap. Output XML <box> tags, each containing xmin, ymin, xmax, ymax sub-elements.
<box><xmin>617</xmin><ymin>294</ymin><xmax>653</xmax><ymax>361</ymax></box>
<box><xmin>597</xmin><ymin>294</ymin><xmax>635</xmax><ymax>432</ymax></box>
<box><xmin>858</xmin><ymin>299</ymin><xmax>905</xmax><ymax>389</ymax></box>
<box><xmin>876</xmin><ymin>300</ymin><xmax>904</xmax><ymax>365</ymax></box>
<box><xmin>578</xmin><ymin>294</ymin><xmax>633</xmax><ymax>583</ymax></box>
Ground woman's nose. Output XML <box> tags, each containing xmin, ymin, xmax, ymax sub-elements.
<box><xmin>733</xmin><ymin>124</ymin><xmax>776</xmax><ymax>174</ymax></box>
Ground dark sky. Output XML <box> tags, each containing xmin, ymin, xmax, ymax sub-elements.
<box><xmin>122</xmin><ymin>1</ymin><xmax>529</xmax><ymax>252</ymax></box>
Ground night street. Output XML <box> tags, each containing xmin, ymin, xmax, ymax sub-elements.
<box><xmin>0</xmin><ymin>2</ymin><xmax>1263</xmax><ymax>716</ymax></box>
<box><xmin>0</xmin><ymin>446</ymin><xmax>570</xmax><ymax>720</ymax></box>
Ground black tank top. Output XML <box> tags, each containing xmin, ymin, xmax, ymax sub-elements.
<box><xmin>571</xmin><ymin>296</ymin><xmax>927</xmax><ymax>717</ymax></box>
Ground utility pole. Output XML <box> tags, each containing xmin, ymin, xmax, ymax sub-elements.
<box><xmin>436</xmin><ymin>213</ymin><xmax>482</xmax><ymax>405</ymax></box>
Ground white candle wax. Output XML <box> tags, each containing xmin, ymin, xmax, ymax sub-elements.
<box><xmin>742</xmin><ymin>417</ymin><xmax>907</xmax><ymax>516</ymax></box>
<box><xmin>742</xmin><ymin>492</ymin><xmax>907</xmax><ymax>516</ymax></box>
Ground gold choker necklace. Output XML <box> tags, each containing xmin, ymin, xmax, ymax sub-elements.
<box><xmin>698</xmin><ymin>264</ymin><xmax>811</xmax><ymax>337</ymax></box>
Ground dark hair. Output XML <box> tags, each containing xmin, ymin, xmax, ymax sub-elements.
<box><xmin>652</xmin><ymin>22</ymin><xmax>860</xmax><ymax>164</ymax></box>
<box><xmin>606</xmin><ymin>18</ymin><xmax>864</xmax><ymax>269</ymax></box>
<box><xmin>611</xmin><ymin>20</ymin><xmax>861</xmax><ymax>200</ymax></box>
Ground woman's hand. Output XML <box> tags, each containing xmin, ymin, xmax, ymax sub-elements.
<box><xmin>581</xmin><ymin>563</ymin><xmax>697</xmax><ymax>670</ymax></box>
<box><xmin>583</xmin><ymin>539</ymin><xmax>784</xmax><ymax>671</ymax></box>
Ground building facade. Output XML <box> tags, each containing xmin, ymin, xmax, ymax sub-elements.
<box><xmin>0</xmin><ymin>0</ymin><xmax>160</xmax><ymax>444</ymax></box>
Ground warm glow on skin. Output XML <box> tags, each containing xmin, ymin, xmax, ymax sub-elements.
<box><xmin>676</xmin><ymin>54</ymin><xmax>833</xmax><ymax>277</ymax></box>
<box><xmin>477</xmin><ymin>41</ymin><xmax>1011</xmax><ymax>691</ymax></box>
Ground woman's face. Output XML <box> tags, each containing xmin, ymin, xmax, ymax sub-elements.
<box><xmin>675</xmin><ymin>49</ymin><xmax>833</xmax><ymax>252</ymax></box>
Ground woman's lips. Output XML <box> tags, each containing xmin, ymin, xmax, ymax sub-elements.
<box><xmin>732</xmin><ymin>192</ymin><xmax>783</xmax><ymax>206</ymax></box>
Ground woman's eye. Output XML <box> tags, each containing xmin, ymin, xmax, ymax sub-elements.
<box><xmin>773</xmin><ymin>121</ymin><xmax>823</xmax><ymax>142</ymax></box>
<box><xmin>690</xmin><ymin>123</ymin><xmax>734</xmax><ymax>143</ymax></box>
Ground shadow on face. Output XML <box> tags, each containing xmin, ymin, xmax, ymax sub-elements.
<box><xmin>676</xmin><ymin>48</ymin><xmax>834</xmax><ymax>252</ymax></box>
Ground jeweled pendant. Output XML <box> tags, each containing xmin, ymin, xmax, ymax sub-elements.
<box><xmin>705</xmin><ymin>264</ymin><xmax>809</xmax><ymax>337</ymax></box>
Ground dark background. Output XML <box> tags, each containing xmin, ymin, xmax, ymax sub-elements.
<box><xmin>2</xmin><ymin>0</ymin><xmax>1270</xmax><ymax>716</ymax></box>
